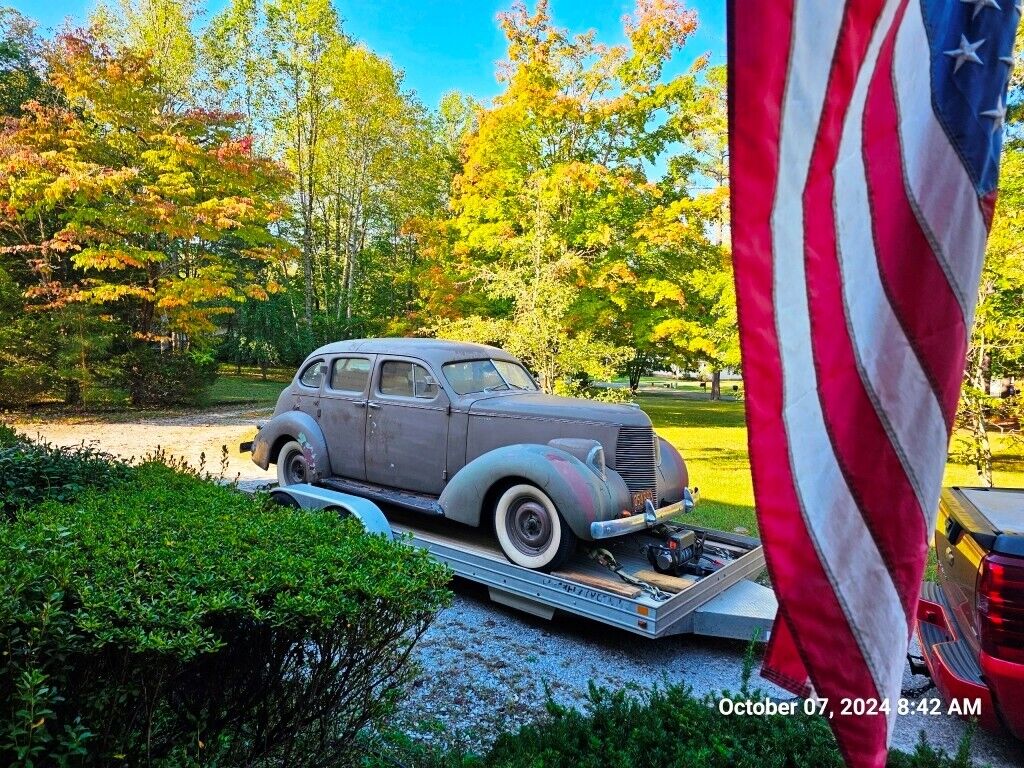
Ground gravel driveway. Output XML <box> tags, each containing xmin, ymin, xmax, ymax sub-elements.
<box><xmin>12</xmin><ymin>408</ymin><xmax>1024</xmax><ymax>767</ymax></box>
<box><xmin>395</xmin><ymin>584</ymin><xmax>1023</xmax><ymax>766</ymax></box>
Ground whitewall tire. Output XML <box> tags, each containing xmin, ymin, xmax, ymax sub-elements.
<box><xmin>493</xmin><ymin>483</ymin><xmax>576</xmax><ymax>571</ymax></box>
<box><xmin>276</xmin><ymin>440</ymin><xmax>311</xmax><ymax>487</ymax></box>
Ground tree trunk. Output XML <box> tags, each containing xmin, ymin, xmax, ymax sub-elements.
<box><xmin>967</xmin><ymin>330</ymin><xmax>994</xmax><ymax>486</ymax></box>
<box><xmin>65</xmin><ymin>379</ymin><xmax>82</xmax><ymax>407</ymax></box>
<box><xmin>710</xmin><ymin>369</ymin><xmax>722</xmax><ymax>401</ymax></box>
<box><xmin>627</xmin><ymin>351</ymin><xmax>646</xmax><ymax>393</ymax></box>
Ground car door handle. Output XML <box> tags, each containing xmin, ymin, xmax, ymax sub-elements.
<box><xmin>368</xmin><ymin>402</ymin><xmax>382</xmax><ymax>410</ymax></box>
<box><xmin>354</xmin><ymin>401</ymin><xmax>367</xmax><ymax>408</ymax></box>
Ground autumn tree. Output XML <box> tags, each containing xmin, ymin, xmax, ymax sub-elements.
<box><xmin>0</xmin><ymin>31</ymin><xmax>289</xmax><ymax>404</ymax></box>
<box><xmin>421</xmin><ymin>0</ymin><xmax>709</xmax><ymax>394</ymax></box>
<box><xmin>647</xmin><ymin>64</ymin><xmax>738</xmax><ymax>399</ymax></box>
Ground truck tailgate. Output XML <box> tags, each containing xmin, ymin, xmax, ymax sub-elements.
<box><xmin>934</xmin><ymin>488</ymin><xmax>1024</xmax><ymax>653</ymax></box>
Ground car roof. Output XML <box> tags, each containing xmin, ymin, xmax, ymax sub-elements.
<box><xmin>306</xmin><ymin>337</ymin><xmax>520</xmax><ymax>368</ymax></box>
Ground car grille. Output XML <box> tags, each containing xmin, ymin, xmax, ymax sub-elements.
<box><xmin>614</xmin><ymin>426</ymin><xmax>658</xmax><ymax>503</ymax></box>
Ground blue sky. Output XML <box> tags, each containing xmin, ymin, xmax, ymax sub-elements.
<box><xmin>10</xmin><ymin>1</ymin><xmax>726</xmax><ymax>109</ymax></box>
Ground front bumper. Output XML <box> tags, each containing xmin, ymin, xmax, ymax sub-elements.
<box><xmin>589</xmin><ymin>487</ymin><xmax>698</xmax><ymax>540</ymax></box>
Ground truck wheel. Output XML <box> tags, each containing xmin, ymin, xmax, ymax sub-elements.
<box><xmin>276</xmin><ymin>440</ymin><xmax>311</xmax><ymax>487</ymax></box>
<box><xmin>493</xmin><ymin>484</ymin><xmax>576</xmax><ymax>571</ymax></box>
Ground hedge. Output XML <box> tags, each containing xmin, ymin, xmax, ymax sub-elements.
<box><xmin>368</xmin><ymin>682</ymin><xmax>986</xmax><ymax>768</ymax></box>
<box><xmin>0</xmin><ymin>436</ymin><xmax>452</xmax><ymax>767</ymax></box>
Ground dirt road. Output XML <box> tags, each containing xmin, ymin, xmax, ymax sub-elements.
<box><xmin>12</xmin><ymin>406</ymin><xmax>276</xmax><ymax>484</ymax></box>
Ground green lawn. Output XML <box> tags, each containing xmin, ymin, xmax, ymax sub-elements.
<box><xmin>208</xmin><ymin>366</ymin><xmax>292</xmax><ymax>406</ymax></box>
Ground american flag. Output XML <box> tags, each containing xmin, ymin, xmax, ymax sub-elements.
<box><xmin>728</xmin><ymin>0</ymin><xmax>1018</xmax><ymax>765</ymax></box>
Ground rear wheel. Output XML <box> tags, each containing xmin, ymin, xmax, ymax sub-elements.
<box><xmin>276</xmin><ymin>440</ymin><xmax>311</xmax><ymax>487</ymax></box>
<box><xmin>493</xmin><ymin>484</ymin><xmax>576</xmax><ymax>571</ymax></box>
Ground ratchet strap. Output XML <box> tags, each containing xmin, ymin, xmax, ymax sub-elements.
<box><xmin>588</xmin><ymin>547</ymin><xmax>672</xmax><ymax>602</ymax></box>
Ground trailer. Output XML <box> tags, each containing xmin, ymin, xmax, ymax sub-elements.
<box><xmin>268</xmin><ymin>482</ymin><xmax>777</xmax><ymax>641</ymax></box>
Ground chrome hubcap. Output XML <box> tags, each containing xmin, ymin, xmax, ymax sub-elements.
<box><xmin>286</xmin><ymin>451</ymin><xmax>308</xmax><ymax>484</ymax></box>
<box><xmin>506</xmin><ymin>498</ymin><xmax>552</xmax><ymax>555</ymax></box>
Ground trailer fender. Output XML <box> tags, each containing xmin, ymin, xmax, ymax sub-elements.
<box><xmin>438</xmin><ymin>443</ymin><xmax>632</xmax><ymax>541</ymax></box>
<box><xmin>269</xmin><ymin>484</ymin><xmax>393</xmax><ymax>539</ymax></box>
<box><xmin>656</xmin><ymin>436</ymin><xmax>689</xmax><ymax>507</ymax></box>
<box><xmin>251</xmin><ymin>411</ymin><xmax>330</xmax><ymax>481</ymax></box>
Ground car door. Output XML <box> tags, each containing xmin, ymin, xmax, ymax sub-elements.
<box><xmin>320</xmin><ymin>355</ymin><xmax>375</xmax><ymax>481</ymax></box>
<box><xmin>365</xmin><ymin>357</ymin><xmax>450</xmax><ymax>495</ymax></box>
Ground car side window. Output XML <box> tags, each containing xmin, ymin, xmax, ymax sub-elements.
<box><xmin>329</xmin><ymin>357</ymin><xmax>371</xmax><ymax>393</ymax></box>
<box><xmin>298</xmin><ymin>359</ymin><xmax>325</xmax><ymax>389</ymax></box>
<box><xmin>379</xmin><ymin>361</ymin><xmax>438</xmax><ymax>400</ymax></box>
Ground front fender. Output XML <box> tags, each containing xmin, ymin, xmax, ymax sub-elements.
<box><xmin>438</xmin><ymin>444</ymin><xmax>632</xmax><ymax>541</ymax></box>
<box><xmin>656</xmin><ymin>436</ymin><xmax>688</xmax><ymax>506</ymax></box>
<box><xmin>250</xmin><ymin>411</ymin><xmax>330</xmax><ymax>481</ymax></box>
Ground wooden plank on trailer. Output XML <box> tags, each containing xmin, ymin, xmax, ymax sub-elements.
<box><xmin>551</xmin><ymin>569</ymin><xmax>642</xmax><ymax>598</ymax></box>
<box><xmin>633</xmin><ymin>569</ymin><xmax>698</xmax><ymax>593</ymax></box>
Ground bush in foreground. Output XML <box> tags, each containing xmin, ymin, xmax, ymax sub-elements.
<box><xmin>0</xmin><ymin>431</ymin><xmax>131</xmax><ymax>518</ymax></box>
<box><xmin>0</xmin><ymin>454</ymin><xmax>452</xmax><ymax>767</ymax></box>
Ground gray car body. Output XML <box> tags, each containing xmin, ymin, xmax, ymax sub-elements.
<box><xmin>250</xmin><ymin>338</ymin><xmax>688</xmax><ymax>541</ymax></box>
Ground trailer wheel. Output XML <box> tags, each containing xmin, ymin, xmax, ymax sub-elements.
<box><xmin>493</xmin><ymin>484</ymin><xmax>576</xmax><ymax>571</ymax></box>
<box><xmin>269</xmin><ymin>489</ymin><xmax>300</xmax><ymax>507</ymax></box>
<box><xmin>276</xmin><ymin>440</ymin><xmax>311</xmax><ymax>487</ymax></box>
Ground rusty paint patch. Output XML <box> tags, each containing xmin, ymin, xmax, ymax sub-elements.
<box><xmin>549</xmin><ymin>453</ymin><xmax>597</xmax><ymax>522</ymax></box>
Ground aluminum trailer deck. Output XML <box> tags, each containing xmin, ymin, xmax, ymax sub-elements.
<box><xmin>270</xmin><ymin>483</ymin><xmax>777</xmax><ymax>641</ymax></box>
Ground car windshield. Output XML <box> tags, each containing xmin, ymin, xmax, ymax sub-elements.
<box><xmin>442</xmin><ymin>359</ymin><xmax>538</xmax><ymax>395</ymax></box>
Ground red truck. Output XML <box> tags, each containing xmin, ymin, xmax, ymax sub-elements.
<box><xmin>917</xmin><ymin>487</ymin><xmax>1024</xmax><ymax>739</ymax></box>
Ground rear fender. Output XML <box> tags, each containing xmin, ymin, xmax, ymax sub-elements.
<box><xmin>438</xmin><ymin>443</ymin><xmax>631</xmax><ymax>541</ymax></box>
<box><xmin>251</xmin><ymin>411</ymin><xmax>330</xmax><ymax>481</ymax></box>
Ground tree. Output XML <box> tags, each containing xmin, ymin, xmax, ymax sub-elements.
<box><xmin>203</xmin><ymin>0</ymin><xmax>273</xmax><ymax>145</ymax></box>
<box><xmin>265</xmin><ymin>0</ymin><xmax>343</xmax><ymax>330</ymax></box>
<box><xmin>423</xmin><ymin>0</ymin><xmax>708</xmax><ymax>394</ymax></box>
<box><xmin>0</xmin><ymin>32</ymin><xmax>289</xmax><ymax>402</ymax></box>
<box><xmin>954</xmin><ymin>28</ymin><xmax>1024</xmax><ymax>484</ymax></box>
<box><xmin>0</xmin><ymin>8</ymin><xmax>49</xmax><ymax>117</ymax></box>
<box><xmin>92</xmin><ymin>0</ymin><xmax>201</xmax><ymax>109</ymax></box>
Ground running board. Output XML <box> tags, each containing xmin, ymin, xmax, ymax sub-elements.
<box><xmin>318</xmin><ymin>477</ymin><xmax>445</xmax><ymax>516</ymax></box>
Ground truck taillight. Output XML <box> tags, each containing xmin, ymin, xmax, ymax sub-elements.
<box><xmin>977</xmin><ymin>553</ymin><xmax>1024</xmax><ymax>665</ymax></box>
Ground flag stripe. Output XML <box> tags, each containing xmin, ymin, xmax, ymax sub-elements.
<box><xmin>892</xmin><ymin>0</ymin><xmax>988</xmax><ymax>359</ymax></box>
<box><xmin>862</xmin><ymin>4</ymin><xmax>969</xmax><ymax>430</ymax></box>
<box><xmin>774</xmin><ymin>2</ymin><xmax>906</xmax><ymax>751</ymax></box>
<box><xmin>832</xmin><ymin>0</ymin><xmax>947</xmax><ymax>529</ymax></box>
<box><xmin>803</xmin><ymin>0</ymin><xmax>927</xmax><ymax>643</ymax></box>
<box><xmin>730</xmin><ymin>7</ymin><xmax>890</xmax><ymax>758</ymax></box>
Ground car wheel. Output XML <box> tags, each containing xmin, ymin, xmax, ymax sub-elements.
<box><xmin>276</xmin><ymin>440</ymin><xmax>311</xmax><ymax>487</ymax></box>
<box><xmin>493</xmin><ymin>483</ymin><xmax>576</xmax><ymax>571</ymax></box>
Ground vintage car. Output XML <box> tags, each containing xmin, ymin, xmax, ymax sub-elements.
<box><xmin>247</xmin><ymin>338</ymin><xmax>696</xmax><ymax>571</ymax></box>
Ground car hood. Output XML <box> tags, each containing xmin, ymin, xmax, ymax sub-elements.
<box><xmin>468</xmin><ymin>392</ymin><xmax>652</xmax><ymax>427</ymax></box>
